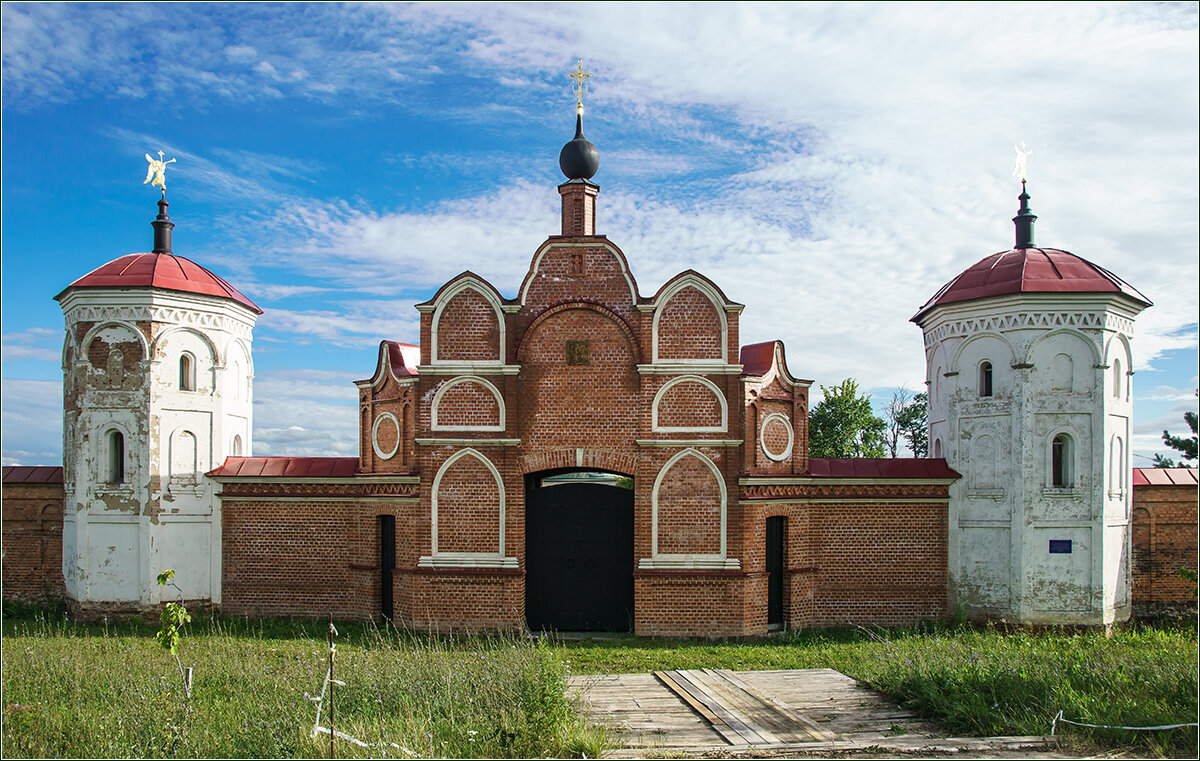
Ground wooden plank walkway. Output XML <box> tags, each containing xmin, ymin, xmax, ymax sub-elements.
<box><xmin>568</xmin><ymin>668</ymin><xmax>1054</xmax><ymax>757</ymax></box>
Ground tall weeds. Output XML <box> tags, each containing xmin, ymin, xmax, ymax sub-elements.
<box><xmin>1</xmin><ymin>615</ymin><xmax>604</xmax><ymax>758</ymax></box>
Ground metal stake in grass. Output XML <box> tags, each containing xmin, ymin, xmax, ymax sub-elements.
<box><xmin>329</xmin><ymin>612</ymin><xmax>336</xmax><ymax>759</ymax></box>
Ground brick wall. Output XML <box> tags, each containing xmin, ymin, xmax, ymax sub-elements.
<box><xmin>1</xmin><ymin>480</ymin><xmax>66</xmax><ymax>602</ymax></box>
<box><xmin>1132</xmin><ymin>480</ymin><xmax>1198</xmax><ymax>617</ymax></box>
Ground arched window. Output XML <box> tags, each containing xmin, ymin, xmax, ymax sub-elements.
<box><xmin>179</xmin><ymin>353</ymin><xmax>196</xmax><ymax>391</ymax></box>
<box><xmin>1052</xmin><ymin>433</ymin><xmax>1072</xmax><ymax>488</ymax></box>
<box><xmin>978</xmin><ymin>361</ymin><xmax>993</xmax><ymax>397</ymax></box>
<box><xmin>1112</xmin><ymin>359</ymin><xmax>1121</xmax><ymax>398</ymax></box>
<box><xmin>933</xmin><ymin>438</ymin><xmax>943</xmax><ymax>459</ymax></box>
<box><xmin>230</xmin><ymin>360</ymin><xmax>241</xmax><ymax>400</ymax></box>
<box><xmin>231</xmin><ymin>434</ymin><xmax>243</xmax><ymax>457</ymax></box>
<box><xmin>107</xmin><ymin>430</ymin><xmax>125</xmax><ymax>484</ymax></box>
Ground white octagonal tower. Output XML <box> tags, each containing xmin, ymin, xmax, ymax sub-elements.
<box><xmin>913</xmin><ymin>185</ymin><xmax>1151</xmax><ymax>627</ymax></box>
<box><xmin>54</xmin><ymin>198</ymin><xmax>261</xmax><ymax>611</ymax></box>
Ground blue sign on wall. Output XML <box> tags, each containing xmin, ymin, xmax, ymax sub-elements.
<box><xmin>1049</xmin><ymin>539</ymin><xmax>1073</xmax><ymax>554</ymax></box>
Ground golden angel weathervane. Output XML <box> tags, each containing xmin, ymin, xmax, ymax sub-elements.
<box><xmin>569</xmin><ymin>58</ymin><xmax>591</xmax><ymax>114</ymax></box>
<box><xmin>144</xmin><ymin>150</ymin><xmax>177</xmax><ymax>193</ymax></box>
<box><xmin>1012</xmin><ymin>142</ymin><xmax>1032</xmax><ymax>184</ymax></box>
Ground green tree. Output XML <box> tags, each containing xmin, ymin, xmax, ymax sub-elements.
<box><xmin>809</xmin><ymin>379</ymin><xmax>887</xmax><ymax>458</ymax></box>
<box><xmin>1153</xmin><ymin>393</ymin><xmax>1197</xmax><ymax>467</ymax></box>
<box><xmin>897</xmin><ymin>392</ymin><xmax>928</xmax><ymax>458</ymax></box>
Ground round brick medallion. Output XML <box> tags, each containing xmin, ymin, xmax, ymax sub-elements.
<box><xmin>372</xmin><ymin>412</ymin><xmax>400</xmax><ymax>460</ymax></box>
<box><xmin>760</xmin><ymin>412</ymin><xmax>794</xmax><ymax>462</ymax></box>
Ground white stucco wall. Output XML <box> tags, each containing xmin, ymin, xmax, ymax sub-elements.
<box><xmin>60</xmin><ymin>287</ymin><xmax>257</xmax><ymax>607</ymax></box>
<box><xmin>918</xmin><ymin>292</ymin><xmax>1146</xmax><ymax>626</ymax></box>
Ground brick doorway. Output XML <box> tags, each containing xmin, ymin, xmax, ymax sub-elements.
<box><xmin>525</xmin><ymin>470</ymin><xmax>634</xmax><ymax>632</ymax></box>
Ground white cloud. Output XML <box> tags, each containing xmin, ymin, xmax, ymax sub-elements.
<box><xmin>258</xmin><ymin>304</ymin><xmax>420</xmax><ymax>347</ymax></box>
<box><xmin>2</xmin><ymin>328</ymin><xmax>63</xmax><ymax>364</ymax></box>
<box><xmin>1</xmin><ymin>379</ymin><xmax>63</xmax><ymax>465</ymax></box>
<box><xmin>252</xmin><ymin>369</ymin><xmax>359</xmax><ymax>457</ymax></box>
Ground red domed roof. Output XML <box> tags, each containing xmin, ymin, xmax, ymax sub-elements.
<box><xmin>55</xmin><ymin>253</ymin><xmax>262</xmax><ymax>314</ymax></box>
<box><xmin>912</xmin><ymin>248</ymin><xmax>1149</xmax><ymax>323</ymax></box>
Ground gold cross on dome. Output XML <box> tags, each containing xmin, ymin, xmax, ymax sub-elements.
<box><xmin>569</xmin><ymin>58</ymin><xmax>591</xmax><ymax>114</ymax></box>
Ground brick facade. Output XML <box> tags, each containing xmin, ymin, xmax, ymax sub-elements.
<box><xmin>0</xmin><ymin>469</ymin><xmax>66</xmax><ymax>603</ymax></box>
<box><xmin>210</xmin><ymin>180</ymin><xmax>962</xmax><ymax>637</ymax></box>
<box><xmin>1131</xmin><ymin>468</ymin><xmax>1199</xmax><ymax>617</ymax></box>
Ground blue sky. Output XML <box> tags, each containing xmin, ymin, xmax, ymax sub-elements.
<box><xmin>3</xmin><ymin>1</ymin><xmax>1197</xmax><ymax>466</ymax></box>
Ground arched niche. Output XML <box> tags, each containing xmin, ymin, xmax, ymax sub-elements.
<box><xmin>651</xmin><ymin>375</ymin><xmax>727</xmax><ymax>432</ymax></box>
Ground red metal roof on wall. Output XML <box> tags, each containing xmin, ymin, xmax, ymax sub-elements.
<box><xmin>913</xmin><ymin>248</ymin><xmax>1150</xmax><ymax>322</ymax></box>
<box><xmin>807</xmin><ymin>458</ymin><xmax>960</xmax><ymax>479</ymax></box>
<box><xmin>55</xmin><ymin>253</ymin><xmax>262</xmax><ymax>314</ymax></box>
<box><xmin>207</xmin><ymin>457</ymin><xmax>359</xmax><ymax>478</ymax></box>
<box><xmin>387</xmin><ymin>341</ymin><xmax>419</xmax><ymax>376</ymax></box>
<box><xmin>1</xmin><ymin>466</ymin><xmax>64</xmax><ymax>484</ymax></box>
<box><xmin>739</xmin><ymin>342</ymin><xmax>776</xmax><ymax>376</ymax></box>
<box><xmin>1132</xmin><ymin>467</ymin><xmax>1198</xmax><ymax>487</ymax></box>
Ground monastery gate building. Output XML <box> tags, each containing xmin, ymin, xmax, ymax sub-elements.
<box><xmin>4</xmin><ymin>108</ymin><xmax>1189</xmax><ymax>636</ymax></box>
<box><xmin>209</xmin><ymin>118</ymin><xmax>957</xmax><ymax>637</ymax></box>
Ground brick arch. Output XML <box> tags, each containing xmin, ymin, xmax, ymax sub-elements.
<box><xmin>651</xmin><ymin>375</ymin><xmax>727</xmax><ymax>432</ymax></box>
<box><xmin>515</xmin><ymin>301</ymin><xmax>642</xmax><ymax>363</ymax></box>
<box><xmin>519</xmin><ymin>449</ymin><xmax>638</xmax><ymax>476</ymax></box>
<box><xmin>431</xmin><ymin>277</ymin><xmax>505</xmax><ymax>363</ymax></box>
<box><xmin>651</xmin><ymin>272</ymin><xmax>730</xmax><ymax>363</ymax></box>
<box><xmin>431</xmin><ymin>375</ymin><xmax>504</xmax><ymax>431</ymax></box>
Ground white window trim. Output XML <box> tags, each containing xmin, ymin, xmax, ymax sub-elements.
<box><xmin>651</xmin><ymin>276</ymin><xmax>728</xmax><ymax>365</ymax></box>
<box><xmin>430</xmin><ymin>375</ymin><xmax>506</xmax><ymax>431</ymax></box>
<box><xmin>651</xmin><ymin>375</ymin><xmax>727</xmax><ymax>433</ymax></box>
<box><xmin>419</xmin><ymin>448</ymin><xmax>515</xmax><ymax>568</ymax></box>
<box><xmin>430</xmin><ymin>279</ymin><xmax>505</xmax><ymax>365</ymax></box>
<box><xmin>371</xmin><ymin>412</ymin><xmax>401</xmax><ymax>460</ymax></box>
<box><xmin>640</xmin><ymin>447</ymin><xmax>739</xmax><ymax>570</ymax></box>
<box><xmin>759</xmin><ymin>411</ymin><xmax>794</xmax><ymax>462</ymax></box>
<box><xmin>1047</xmin><ymin>431</ymin><xmax>1076</xmax><ymax>489</ymax></box>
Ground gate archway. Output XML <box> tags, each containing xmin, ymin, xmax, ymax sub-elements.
<box><xmin>525</xmin><ymin>469</ymin><xmax>634</xmax><ymax>632</ymax></box>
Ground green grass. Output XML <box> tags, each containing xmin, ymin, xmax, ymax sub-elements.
<box><xmin>2</xmin><ymin>610</ymin><xmax>1195</xmax><ymax>758</ymax></box>
<box><xmin>1</xmin><ymin>613</ymin><xmax>606</xmax><ymax>759</ymax></box>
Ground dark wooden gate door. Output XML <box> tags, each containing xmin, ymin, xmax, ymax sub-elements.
<box><xmin>526</xmin><ymin>481</ymin><xmax>633</xmax><ymax>632</ymax></box>
<box><xmin>766</xmin><ymin>516</ymin><xmax>785</xmax><ymax>628</ymax></box>
<box><xmin>379</xmin><ymin>515</ymin><xmax>395</xmax><ymax>621</ymax></box>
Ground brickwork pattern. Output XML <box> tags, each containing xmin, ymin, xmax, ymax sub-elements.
<box><xmin>435</xmin><ymin>452</ymin><xmax>502</xmax><ymax>554</ymax></box>
<box><xmin>656</xmin><ymin>287</ymin><xmax>723</xmax><ymax>360</ymax></box>
<box><xmin>656</xmin><ymin>454</ymin><xmax>723</xmax><ymax>555</ymax></box>
<box><xmin>655</xmin><ymin>379</ymin><xmax>724</xmax><ymax>429</ymax></box>
<box><xmin>0</xmin><ymin>482</ymin><xmax>67</xmax><ymax>602</ymax></box>
<box><xmin>435</xmin><ymin>288</ymin><xmax>500</xmax><ymax>361</ymax></box>
<box><xmin>433</xmin><ymin>378</ymin><xmax>502</xmax><ymax>428</ymax></box>
<box><xmin>1132</xmin><ymin>483</ymin><xmax>1199</xmax><ymax>616</ymax></box>
<box><xmin>517</xmin><ymin>306</ymin><xmax>640</xmax><ymax>450</ymax></box>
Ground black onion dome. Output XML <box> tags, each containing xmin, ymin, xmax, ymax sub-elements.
<box><xmin>558</xmin><ymin>113</ymin><xmax>599</xmax><ymax>180</ymax></box>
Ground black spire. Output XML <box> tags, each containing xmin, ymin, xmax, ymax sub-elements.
<box><xmin>1013</xmin><ymin>181</ymin><xmax>1037</xmax><ymax>249</ymax></box>
<box><xmin>558</xmin><ymin>112</ymin><xmax>600</xmax><ymax>181</ymax></box>
<box><xmin>152</xmin><ymin>196</ymin><xmax>174</xmax><ymax>254</ymax></box>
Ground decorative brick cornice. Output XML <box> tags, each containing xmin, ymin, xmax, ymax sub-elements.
<box><xmin>217</xmin><ymin>479</ymin><xmax>419</xmax><ymax>500</ymax></box>
<box><xmin>740</xmin><ymin>481</ymin><xmax>950</xmax><ymax>500</ymax></box>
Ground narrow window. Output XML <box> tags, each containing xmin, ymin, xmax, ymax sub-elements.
<box><xmin>1052</xmin><ymin>433</ymin><xmax>1072</xmax><ymax>488</ymax></box>
<box><xmin>107</xmin><ymin>430</ymin><xmax>125</xmax><ymax>484</ymax></box>
<box><xmin>978</xmin><ymin>361</ymin><xmax>993</xmax><ymax>397</ymax></box>
<box><xmin>1112</xmin><ymin>359</ymin><xmax>1121</xmax><ymax>398</ymax></box>
<box><xmin>933</xmin><ymin>438</ymin><xmax>943</xmax><ymax>459</ymax></box>
<box><xmin>231</xmin><ymin>434</ymin><xmax>243</xmax><ymax>457</ymax></box>
<box><xmin>179</xmin><ymin>353</ymin><xmax>196</xmax><ymax>391</ymax></box>
<box><xmin>1111</xmin><ymin>436</ymin><xmax>1124</xmax><ymax>493</ymax></box>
